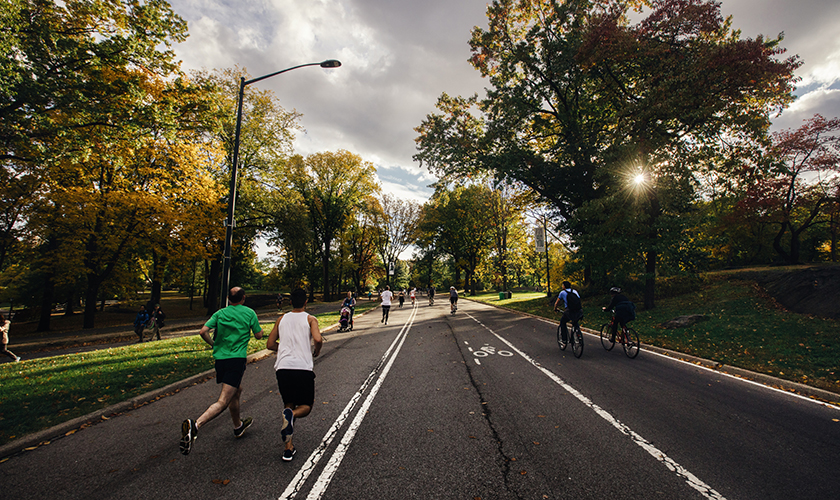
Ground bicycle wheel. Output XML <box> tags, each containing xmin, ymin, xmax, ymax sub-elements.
<box><xmin>572</xmin><ymin>325</ymin><xmax>584</xmax><ymax>358</ymax></box>
<box><xmin>600</xmin><ymin>324</ymin><xmax>615</xmax><ymax>351</ymax></box>
<box><xmin>623</xmin><ymin>327</ymin><xmax>640</xmax><ymax>358</ymax></box>
<box><xmin>556</xmin><ymin>324</ymin><xmax>567</xmax><ymax>350</ymax></box>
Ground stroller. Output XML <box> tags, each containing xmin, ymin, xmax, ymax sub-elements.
<box><xmin>338</xmin><ymin>306</ymin><xmax>353</xmax><ymax>332</ymax></box>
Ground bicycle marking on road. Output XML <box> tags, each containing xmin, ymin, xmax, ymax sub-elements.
<box><xmin>472</xmin><ymin>344</ymin><xmax>513</xmax><ymax>358</ymax></box>
<box><xmin>279</xmin><ymin>305</ymin><xmax>418</xmax><ymax>500</ymax></box>
<box><xmin>464</xmin><ymin>312</ymin><xmax>728</xmax><ymax>500</ymax></box>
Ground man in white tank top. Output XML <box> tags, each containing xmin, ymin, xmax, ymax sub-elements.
<box><xmin>267</xmin><ymin>288</ymin><xmax>323</xmax><ymax>462</ymax></box>
<box><xmin>380</xmin><ymin>285</ymin><xmax>393</xmax><ymax>324</ymax></box>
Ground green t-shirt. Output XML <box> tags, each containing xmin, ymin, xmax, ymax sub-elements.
<box><xmin>204</xmin><ymin>304</ymin><xmax>262</xmax><ymax>360</ymax></box>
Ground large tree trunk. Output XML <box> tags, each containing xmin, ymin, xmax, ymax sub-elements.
<box><xmin>322</xmin><ymin>237</ymin><xmax>332</xmax><ymax>302</ymax></box>
<box><xmin>772</xmin><ymin>221</ymin><xmax>792</xmax><ymax>263</ymax></box>
<box><xmin>82</xmin><ymin>278</ymin><xmax>101</xmax><ymax>329</ymax></box>
<box><xmin>206</xmin><ymin>259</ymin><xmax>221</xmax><ymax>315</ymax></box>
<box><xmin>150</xmin><ymin>250</ymin><xmax>165</xmax><ymax>307</ymax></box>
<box><xmin>37</xmin><ymin>273</ymin><xmax>55</xmax><ymax>332</ymax></box>
<box><xmin>643</xmin><ymin>194</ymin><xmax>661</xmax><ymax>310</ymax></box>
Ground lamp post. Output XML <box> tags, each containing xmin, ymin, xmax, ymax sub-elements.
<box><xmin>220</xmin><ymin>59</ymin><xmax>341</xmax><ymax>310</ymax></box>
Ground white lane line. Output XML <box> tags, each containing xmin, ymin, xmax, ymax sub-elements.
<box><xmin>465</xmin><ymin>312</ymin><xmax>727</xmax><ymax>500</ymax></box>
<box><xmin>475</xmin><ymin>359</ymin><xmax>481</xmax><ymax>365</ymax></box>
<box><xmin>279</xmin><ymin>306</ymin><xmax>417</xmax><ymax>500</ymax></box>
<box><xmin>303</xmin><ymin>304</ymin><xmax>418</xmax><ymax>500</ymax></box>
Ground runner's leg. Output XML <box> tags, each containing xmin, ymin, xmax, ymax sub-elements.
<box><xmin>196</xmin><ymin>383</ymin><xmax>240</xmax><ymax>428</ymax></box>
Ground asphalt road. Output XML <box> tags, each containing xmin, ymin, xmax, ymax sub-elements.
<box><xmin>2</xmin><ymin>299</ymin><xmax>838</xmax><ymax>499</ymax></box>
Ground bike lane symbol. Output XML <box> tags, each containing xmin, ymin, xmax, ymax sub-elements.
<box><xmin>470</xmin><ymin>344</ymin><xmax>513</xmax><ymax>364</ymax></box>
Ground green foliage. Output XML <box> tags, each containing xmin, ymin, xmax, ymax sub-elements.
<box><xmin>415</xmin><ymin>0</ymin><xmax>802</xmax><ymax>307</ymax></box>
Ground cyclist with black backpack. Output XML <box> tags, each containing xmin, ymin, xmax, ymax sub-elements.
<box><xmin>602</xmin><ymin>286</ymin><xmax>636</xmax><ymax>342</ymax></box>
<box><xmin>553</xmin><ymin>281</ymin><xmax>583</xmax><ymax>344</ymax></box>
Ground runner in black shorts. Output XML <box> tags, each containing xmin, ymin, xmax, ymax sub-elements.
<box><xmin>216</xmin><ymin>358</ymin><xmax>247</xmax><ymax>388</ymax></box>
<box><xmin>267</xmin><ymin>288</ymin><xmax>323</xmax><ymax>462</ymax></box>
<box><xmin>275</xmin><ymin>369</ymin><xmax>316</xmax><ymax>407</ymax></box>
<box><xmin>180</xmin><ymin>287</ymin><xmax>263</xmax><ymax>456</ymax></box>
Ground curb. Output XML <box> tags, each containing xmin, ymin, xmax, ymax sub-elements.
<box><xmin>0</xmin><ymin>349</ymin><xmax>275</xmax><ymax>461</ymax></box>
<box><xmin>465</xmin><ymin>297</ymin><xmax>840</xmax><ymax>407</ymax></box>
<box><xmin>0</xmin><ymin>306</ymin><xmax>381</xmax><ymax>461</ymax></box>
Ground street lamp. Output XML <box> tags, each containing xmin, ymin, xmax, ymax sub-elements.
<box><xmin>220</xmin><ymin>59</ymin><xmax>341</xmax><ymax>310</ymax></box>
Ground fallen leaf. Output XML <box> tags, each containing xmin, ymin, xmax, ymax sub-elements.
<box><xmin>520</xmin><ymin>470</ymin><xmax>527</xmax><ymax>475</ymax></box>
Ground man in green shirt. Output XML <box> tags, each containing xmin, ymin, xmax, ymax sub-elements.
<box><xmin>180</xmin><ymin>287</ymin><xmax>263</xmax><ymax>455</ymax></box>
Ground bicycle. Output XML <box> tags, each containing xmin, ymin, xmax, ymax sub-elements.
<box><xmin>555</xmin><ymin>310</ymin><xmax>584</xmax><ymax>358</ymax></box>
<box><xmin>599</xmin><ymin>312</ymin><xmax>640</xmax><ymax>358</ymax></box>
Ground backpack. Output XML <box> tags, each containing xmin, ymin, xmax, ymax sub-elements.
<box><xmin>565</xmin><ymin>290</ymin><xmax>582</xmax><ymax>313</ymax></box>
<box><xmin>615</xmin><ymin>301</ymin><xmax>636</xmax><ymax>322</ymax></box>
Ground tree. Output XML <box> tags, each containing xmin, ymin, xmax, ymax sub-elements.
<box><xmin>420</xmin><ymin>184</ymin><xmax>495</xmax><ymax>295</ymax></box>
<box><xmin>373</xmin><ymin>194</ymin><xmax>421</xmax><ymax>287</ymax></box>
<box><xmin>738</xmin><ymin>115</ymin><xmax>840</xmax><ymax>264</ymax></box>
<box><xmin>1</xmin><ymin>0</ymin><xmax>188</xmax><ymax>164</ymax></box>
<box><xmin>415</xmin><ymin>0</ymin><xmax>800</xmax><ymax>308</ymax></box>
<box><xmin>288</xmin><ymin>151</ymin><xmax>378</xmax><ymax>301</ymax></box>
<box><xmin>487</xmin><ymin>181</ymin><xmax>534</xmax><ymax>291</ymax></box>
<box><xmin>342</xmin><ymin>196</ymin><xmax>384</xmax><ymax>292</ymax></box>
<box><xmin>190</xmin><ymin>66</ymin><xmax>303</xmax><ymax>312</ymax></box>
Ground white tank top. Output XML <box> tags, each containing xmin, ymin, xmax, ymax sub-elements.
<box><xmin>273</xmin><ymin>312</ymin><xmax>315</xmax><ymax>371</ymax></box>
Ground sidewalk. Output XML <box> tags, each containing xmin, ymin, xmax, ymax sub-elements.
<box><xmin>7</xmin><ymin>300</ymin><xmax>356</xmax><ymax>358</ymax></box>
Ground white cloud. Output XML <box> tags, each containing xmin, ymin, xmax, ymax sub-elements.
<box><xmin>170</xmin><ymin>0</ymin><xmax>840</xmax><ymax>201</ymax></box>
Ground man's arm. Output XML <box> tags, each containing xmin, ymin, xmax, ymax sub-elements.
<box><xmin>198</xmin><ymin>325</ymin><xmax>214</xmax><ymax>347</ymax></box>
<box><xmin>309</xmin><ymin>315</ymin><xmax>323</xmax><ymax>357</ymax></box>
<box><xmin>266</xmin><ymin>316</ymin><xmax>282</xmax><ymax>351</ymax></box>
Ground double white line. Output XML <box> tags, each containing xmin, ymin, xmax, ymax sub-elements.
<box><xmin>280</xmin><ymin>303</ymin><xmax>418</xmax><ymax>500</ymax></box>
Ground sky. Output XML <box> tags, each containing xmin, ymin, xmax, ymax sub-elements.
<box><xmin>168</xmin><ymin>0</ymin><xmax>840</xmax><ymax>205</ymax></box>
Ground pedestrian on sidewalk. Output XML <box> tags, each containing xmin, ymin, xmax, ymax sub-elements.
<box><xmin>149</xmin><ymin>304</ymin><xmax>166</xmax><ymax>341</ymax></box>
<box><xmin>266</xmin><ymin>288</ymin><xmax>323</xmax><ymax>462</ymax></box>
<box><xmin>0</xmin><ymin>313</ymin><xmax>20</xmax><ymax>362</ymax></box>
<box><xmin>133</xmin><ymin>305</ymin><xmax>150</xmax><ymax>343</ymax></box>
<box><xmin>179</xmin><ymin>287</ymin><xmax>263</xmax><ymax>456</ymax></box>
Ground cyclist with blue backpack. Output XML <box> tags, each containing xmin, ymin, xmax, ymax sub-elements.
<box><xmin>553</xmin><ymin>281</ymin><xmax>583</xmax><ymax>344</ymax></box>
<box><xmin>602</xmin><ymin>286</ymin><xmax>636</xmax><ymax>342</ymax></box>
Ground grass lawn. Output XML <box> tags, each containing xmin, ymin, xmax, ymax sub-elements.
<box><xmin>0</xmin><ymin>301</ymin><xmax>379</xmax><ymax>447</ymax></box>
<box><xmin>470</xmin><ymin>279</ymin><xmax>840</xmax><ymax>395</ymax></box>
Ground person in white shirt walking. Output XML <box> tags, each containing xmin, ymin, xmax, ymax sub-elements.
<box><xmin>266</xmin><ymin>288</ymin><xmax>323</xmax><ymax>462</ymax></box>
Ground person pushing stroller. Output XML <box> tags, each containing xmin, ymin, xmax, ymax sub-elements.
<box><xmin>340</xmin><ymin>291</ymin><xmax>355</xmax><ymax>331</ymax></box>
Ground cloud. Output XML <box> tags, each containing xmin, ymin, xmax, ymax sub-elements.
<box><xmin>169</xmin><ymin>0</ymin><xmax>840</xmax><ymax>199</ymax></box>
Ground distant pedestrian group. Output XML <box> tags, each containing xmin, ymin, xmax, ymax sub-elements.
<box><xmin>134</xmin><ymin>304</ymin><xmax>165</xmax><ymax>342</ymax></box>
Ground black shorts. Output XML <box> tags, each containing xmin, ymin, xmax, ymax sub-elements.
<box><xmin>450</xmin><ymin>296</ymin><xmax>458</xmax><ymax>304</ymax></box>
<box><xmin>276</xmin><ymin>369</ymin><xmax>316</xmax><ymax>407</ymax></box>
<box><xmin>215</xmin><ymin>357</ymin><xmax>247</xmax><ymax>388</ymax></box>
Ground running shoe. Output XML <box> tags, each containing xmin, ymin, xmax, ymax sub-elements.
<box><xmin>234</xmin><ymin>416</ymin><xmax>253</xmax><ymax>438</ymax></box>
<box><xmin>280</xmin><ymin>408</ymin><xmax>295</xmax><ymax>443</ymax></box>
<box><xmin>282</xmin><ymin>447</ymin><xmax>296</xmax><ymax>462</ymax></box>
<box><xmin>180</xmin><ymin>418</ymin><xmax>197</xmax><ymax>455</ymax></box>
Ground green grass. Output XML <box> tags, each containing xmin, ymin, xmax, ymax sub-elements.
<box><xmin>470</xmin><ymin>280</ymin><xmax>840</xmax><ymax>395</ymax></box>
<box><xmin>0</xmin><ymin>303</ymin><xmax>379</xmax><ymax>447</ymax></box>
